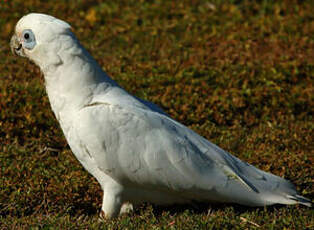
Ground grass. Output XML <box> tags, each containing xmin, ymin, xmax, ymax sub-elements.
<box><xmin>0</xmin><ymin>0</ymin><xmax>313</xmax><ymax>229</ymax></box>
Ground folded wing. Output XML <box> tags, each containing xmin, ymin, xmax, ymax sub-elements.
<box><xmin>74</xmin><ymin>95</ymin><xmax>311</xmax><ymax>207</ymax></box>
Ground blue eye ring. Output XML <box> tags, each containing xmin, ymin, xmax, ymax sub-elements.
<box><xmin>22</xmin><ymin>29</ymin><xmax>36</xmax><ymax>50</ymax></box>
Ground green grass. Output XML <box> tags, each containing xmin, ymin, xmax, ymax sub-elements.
<box><xmin>0</xmin><ymin>0</ymin><xmax>313</xmax><ymax>229</ymax></box>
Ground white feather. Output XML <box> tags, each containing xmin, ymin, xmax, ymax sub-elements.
<box><xmin>12</xmin><ymin>13</ymin><xmax>312</xmax><ymax>218</ymax></box>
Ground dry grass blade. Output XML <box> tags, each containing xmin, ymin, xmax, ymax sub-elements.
<box><xmin>240</xmin><ymin>216</ymin><xmax>261</xmax><ymax>228</ymax></box>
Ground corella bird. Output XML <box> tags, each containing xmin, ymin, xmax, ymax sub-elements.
<box><xmin>10</xmin><ymin>13</ymin><xmax>311</xmax><ymax>218</ymax></box>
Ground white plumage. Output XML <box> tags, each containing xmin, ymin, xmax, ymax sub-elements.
<box><xmin>10</xmin><ymin>13</ymin><xmax>311</xmax><ymax>218</ymax></box>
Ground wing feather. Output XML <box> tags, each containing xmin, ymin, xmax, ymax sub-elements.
<box><xmin>75</xmin><ymin>101</ymin><xmax>259</xmax><ymax>196</ymax></box>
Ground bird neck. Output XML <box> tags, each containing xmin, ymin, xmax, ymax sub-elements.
<box><xmin>41</xmin><ymin>36</ymin><xmax>117</xmax><ymax>115</ymax></box>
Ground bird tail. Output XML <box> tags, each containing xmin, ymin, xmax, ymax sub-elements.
<box><xmin>285</xmin><ymin>194</ymin><xmax>312</xmax><ymax>207</ymax></box>
<box><xmin>246</xmin><ymin>169</ymin><xmax>313</xmax><ymax>208</ymax></box>
<box><xmin>222</xmin><ymin>156</ymin><xmax>313</xmax><ymax>208</ymax></box>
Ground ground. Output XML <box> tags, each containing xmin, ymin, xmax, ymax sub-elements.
<box><xmin>0</xmin><ymin>0</ymin><xmax>313</xmax><ymax>229</ymax></box>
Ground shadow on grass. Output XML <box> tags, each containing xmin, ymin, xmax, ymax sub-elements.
<box><xmin>1</xmin><ymin>199</ymin><xmax>309</xmax><ymax>220</ymax></box>
<box><xmin>147</xmin><ymin>202</ymin><xmax>294</xmax><ymax>217</ymax></box>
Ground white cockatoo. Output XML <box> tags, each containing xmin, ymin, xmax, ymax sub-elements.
<box><xmin>10</xmin><ymin>13</ymin><xmax>311</xmax><ymax>218</ymax></box>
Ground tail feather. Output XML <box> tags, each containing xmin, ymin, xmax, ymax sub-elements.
<box><xmin>286</xmin><ymin>194</ymin><xmax>313</xmax><ymax>207</ymax></box>
<box><xmin>234</xmin><ymin>162</ymin><xmax>312</xmax><ymax>207</ymax></box>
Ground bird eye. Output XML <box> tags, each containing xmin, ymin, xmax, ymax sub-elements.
<box><xmin>21</xmin><ymin>29</ymin><xmax>36</xmax><ymax>50</ymax></box>
<box><xmin>24</xmin><ymin>33</ymin><xmax>30</xmax><ymax>40</ymax></box>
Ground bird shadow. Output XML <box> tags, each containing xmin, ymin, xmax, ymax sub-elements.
<box><xmin>144</xmin><ymin>202</ymin><xmax>292</xmax><ymax>218</ymax></box>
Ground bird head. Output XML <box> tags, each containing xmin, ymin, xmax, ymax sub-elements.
<box><xmin>10</xmin><ymin>13</ymin><xmax>72</xmax><ymax>68</ymax></box>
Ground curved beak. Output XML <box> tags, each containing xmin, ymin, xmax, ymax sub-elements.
<box><xmin>10</xmin><ymin>34</ymin><xmax>24</xmax><ymax>57</ymax></box>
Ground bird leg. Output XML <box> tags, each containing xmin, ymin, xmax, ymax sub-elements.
<box><xmin>100</xmin><ymin>185</ymin><xmax>123</xmax><ymax>219</ymax></box>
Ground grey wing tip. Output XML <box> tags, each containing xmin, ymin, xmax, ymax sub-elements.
<box><xmin>287</xmin><ymin>194</ymin><xmax>313</xmax><ymax>207</ymax></box>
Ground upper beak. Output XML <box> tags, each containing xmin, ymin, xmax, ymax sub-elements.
<box><xmin>10</xmin><ymin>34</ymin><xmax>24</xmax><ymax>56</ymax></box>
